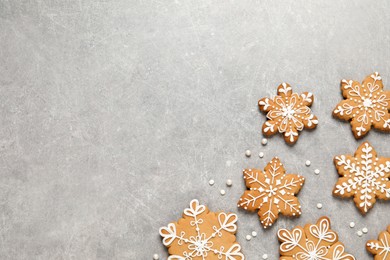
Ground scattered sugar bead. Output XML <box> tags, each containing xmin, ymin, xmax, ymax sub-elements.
<box><xmin>220</xmin><ymin>189</ymin><xmax>226</xmax><ymax>196</ymax></box>
<box><xmin>316</xmin><ymin>203</ymin><xmax>323</xmax><ymax>209</ymax></box>
<box><xmin>262</xmin><ymin>254</ymin><xmax>268</xmax><ymax>259</ymax></box>
<box><xmin>245</xmin><ymin>150</ymin><xmax>251</xmax><ymax>157</ymax></box>
<box><xmin>261</xmin><ymin>138</ymin><xmax>268</xmax><ymax>145</ymax></box>
<box><xmin>251</xmin><ymin>231</ymin><xmax>257</xmax><ymax>237</ymax></box>
<box><xmin>349</xmin><ymin>222</ymin><xmax>355</xmax><ymax>228</ymax></box>
<box><xmin>259</xmin><ymin>152</ymin><xmax>264</xmax><ymax>158</ymax></box>
<box><xmin>357</xmin><ymin>230</ymin><xmax>363</xmax><ymax>237</ymax></box>
<box><xmin>246</xmin><ymin>235</ymin><xmax>252</xmax><ymax>241</ymax></box>
<box><xmin>314</xmin><ymin>169</ymin><xmax>320</xmax><ymax>175</ymax></box>
<box><xmin>362</xmin><ymin>227</ymin><xmax>368</xmax><ymax>233</ymax></box>
<box><xmin>153</xmin><ymin>254</ymin><xmax>159</xmax><ymax>260</ymax></box>
<box><xmin>226</xmin><ymin>179</ymin><xmax>233</xmax><ymax>187</ymax></box>
<box><xmin>209</xmin><ymin>179</ymin><xmax>215</xmax><ymax>186</ymax></box>
<box><xmin>305</xmin><ymin>160</ymin><xmax>311</xmax><ymax>166</ymax></box>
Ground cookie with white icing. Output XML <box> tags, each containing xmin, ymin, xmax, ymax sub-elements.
<box><xmin>258</xmin><ymin>83</ymin><xmax>318</xmax><ymax>145</ymax></box>
<box><xmin>333</xmin><ymin>142</ymin><xmax>390</xmax><ymax>214</ymax></box>
<box><xmin>278</xmin><ymin>216</ymin><xmax>356</xmax><ymax>260</ymax></box>
<box><xmin>237</xmin><ymin>157</ymin><xmax>305</xmax><ymax>228</ymax></box>
<box><xmin>159</xmin><ymin>199</ymin><xmax>244</xmax><ymax>260</ymax></box>
<box><xmin>366</xmin><ymin>225</ymin><xmax>390</xmax><ymax>259</ymax></box>
<box><xmin>333</xmin><ymin>72</ymin><xmax>390</xmax><ymax>139</ymax></box>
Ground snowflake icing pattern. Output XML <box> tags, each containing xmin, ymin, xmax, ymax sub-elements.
<box><xmin>159</xmin><ymin>199</ymin><xmax>244</xmax><ymax>260</ymax></box>
<box><xmin>333</xmin><ymin>142</ymin><xmax>390</xmax><ymax>214</ymax></box>
<box><xmin>278</xmin><ymin>216</ymin><xmax>356</xmax><ymax>260</ymax></box>
<box><xmin>258</xmin><ymin>83</ymin><xmax>318</xmax><ymax>144</ymax></box>
<box><xmin>333</xmin><ymin>72</ymin><xmax>390</xmax><ymax>138</ymax></box>
<box><xmin>237</xmin><ymin>157</ymin><xmax>305</xmax><ymax>228</ymax></box>
<box><xmin>367</xmin><ymin>225</ymin><xmax>390</xmax><ymax>260</ymax></box>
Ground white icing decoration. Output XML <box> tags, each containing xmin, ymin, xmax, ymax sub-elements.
<box><xmin>261</xmin><ymin>86</ymin><xmax>318</xmax><ymax>143</ymax></box>
<box><xmin>278</xmin><ymin>217</ymin><xmax>356</xmax><ymax>260</ymax></box>
<box><xmin>367</xmin><ymin>232</ymin><xmax>390</xmax><ymax>259</ymax></box>
<box><xmin>238</xmin><ymin>159</ymin><xmax>304</xmax><ymax>227</ymax></box>
<box><xmin>334</xmin><ymin>72</ymin><xmax>390</xmax><ymax>136</ymax></box>
<box><xmin>333</xmin><ymin>142</ymin><xmax>390</xmax><ymax>213</ymax></box>
<box><xmin>159</xmin><ymin>199</ymin><xmax>244</xmax><ymax>260</ymax></box>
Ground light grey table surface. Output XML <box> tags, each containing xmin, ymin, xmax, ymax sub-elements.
<box><xmin>1</xmin><ymin>0</ymin><xmax>390</xmax><ymax>259</ymax></box>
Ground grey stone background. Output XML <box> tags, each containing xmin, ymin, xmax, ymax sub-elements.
<box><xmin>1</xmin><ymin>0</ymin><xmax>390</xmax><ymax>259</ymax></box>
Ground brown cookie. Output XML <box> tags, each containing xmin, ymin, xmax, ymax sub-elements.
<box><xmin>366</xmin><ymin>225</ymin><xmax>390</xmax><ymax>259</ymax></box>
<box><xmin>278</xmin><ymin>216</ymin><xmax>356</xmax><ymax>260</ymax></box>
<box><xmin>332</xmin><ymin>142</ymin><xmax>390</xmax><ymax>214</ymax></box>
<box><xmin>237</xmin><ymin>157</ymin><xmax>305</xmax><ymax>228</ymax></box>
<box><xmin>159</xmin><ymin>199</ymin><xmax>244</xmax><ymax>259</ymax></box>
<box><xmin>258</xmin><ymin>83</ymin><xmax>318</xmax><ymax>144</ymax></box>
<box><xmin>333</xmin><ymin>72</ymin><xmax>390</xmax><ymax>139</ymax></box>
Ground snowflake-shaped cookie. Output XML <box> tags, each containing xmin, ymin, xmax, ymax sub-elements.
<box><xmin>333</xmin><ymin>72</ymin><xmax>390</xmax><ymax>139</ymax></box>
<box><xmin>367</xmin><ymin>225</ymin><xmax>390</xmax><ymax>260</ymax></box>
<box><xmin>258</xmin><ymin>83</ymin><xmax>318</xmax><ymax>144</ymax></box>
<box><xmin>237</xmin><ymin>157</ymin><xmax>305</xmax><ymax>228</ymax></box>
<box><xmin>159</xmin><ymin>199</ymin><xmax>244</xmax><ymax>260</ymax></box>
<box><xmin>333</xmin><ymin>142</ymin><xmax>390</xmax><ymax>214</ymax></box>
<box><xmin>278</xmin><ymin>216</ymin><xmax>356</xmax><ymax>260</ymax></box>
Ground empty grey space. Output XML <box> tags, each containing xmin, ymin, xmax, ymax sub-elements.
<box><xmin>1</xmin><ymin>0</ymin><xmax>390</xmax><ymax>259</ymax></box>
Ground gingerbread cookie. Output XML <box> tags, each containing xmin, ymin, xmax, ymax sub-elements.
<box><xmin>367</xmin><ymin>225</ymin><xmax>390</xmax><ymax>259</ymax></box>
<box><xmin>333</xmin><ymin>142</ymin><xmax>390</xmax><ymax>214</ymax></box>
<box><xmin>159</xmin><ymin>199</ymin><xmax>244</xmax><ymax>259</ymax></box>
<box><xmin>258</xmin><ymin>83</ymin><xmax>318</xmax><ymax>144</ymax></box>
<box><xmin>333</xmin><ymin>72</ymin><xmax>390</xmax><ymax>139</ymax></box>
<box><xmin>237</xmin><ymin>157</ymin><xmax>305</xmax><ymax>228</ymax></box>
<box><xmin>278</xmin><ymin>216</ymin><xmax>355</xmax><ymax>260</ymax></box>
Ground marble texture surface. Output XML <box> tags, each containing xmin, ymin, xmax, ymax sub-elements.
<box><xmin>1</xmin><ymin>0</ymin><xmax>390</xmax><ymax>259</ymax></box>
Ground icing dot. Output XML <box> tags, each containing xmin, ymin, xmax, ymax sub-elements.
<box><xmin>209</xmin><ymin>179</ymin><xmax>215</xmax><ymax>186</ymax></box>
<box><xmin>153</xmin><ymin>254</ymin><xmax>159</xmax><ymax>260</ymax></box>
<box><xmin>251</xmin><ymin>231</ymin><xmax>257</xmax><ymax>237</ymax></box>
<box><xmin>220</xmin><ymin>189</ymin><xmax>226</xmax><ymax>196</ymax></box>
<box><xmin>262</xmin><ymin>254</ymin><xmax>268</xmax><ymax>259</ymax></box>
<box><xmin>305</xmin><ymin>160</ymin><xmax>311</xmax><ymax>166</ymax></box>
<box><xmin>316</xmin><ymin>203</ymin><xmax>323</xmax><ymax>209</ymax></box>
<box><xmin>314</xmin><ymin>169</ymin><xmax>320</xmax><ymax>175</ymax></box>
<box><xmin>261</xmin><ymin>138</ymin><xmax>268</xmax><ymax>145</ymax></box>
<box><xmin>259</xmin><ymin>152</ymin><xmax>264</xmax><ymax>158</ymax></box>
<box><xmin>226</xmin><ymin>179</ymin><xmax>233</xmax><ymax>187</ymax></box>
<box><xmin>245</xmin><ymin>150</ymin><xmax>251</xmax><ymax>157</ymax></box>
<box><xmin>362</xmin><ymin>227</ymin><xmax>368</xmax><ymax>234</ymax></box>
<box><xmin>246</xmin><ymin>235</ymin><xmax>252</xmax><ymax>241</ymax></box>
<box><xmin>357</xmin><ymin>230</ymin><xmax>363</xmax><ymax>237</ymax></box>
<box><xmin>349</xmin><ymin>222</ymin><xmax>355</xmax><ymax>228</ymax></box>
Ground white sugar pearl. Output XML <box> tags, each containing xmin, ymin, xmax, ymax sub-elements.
<box><xmin>349</xmin><ymin>222</ymin><xmax>355</xmax><ymax>228</ymax></box>
<box><xmin>251</xmin><ymin>231</ymin><xmax>257</xmax><ymax>237</ymax></box>
<box><xmin>245</xmin><ymin>150</ymin><xmax>251</xmax><ymax>157</ymax></box>
<box><xmin>314</xmin><ymin>169</ymin><xmax>320</xmax><ymax>175</ymax></box>
<box><xmin>262</xmin><ymin>254</ymin><xmax>268</xmax><ymax>259</ymax></box>
<box><xmin>226</xmin><ymin>179</ymin><xmax>233</xmax><ymax>187</ymax></box>
<box><xmin>220</xmin><ymin>189</ymin><xmax>226</xmax><ymax>195</ymax></box>
<box><xmin>246</xmin><ymin>235</ymin><xmax>252</xmax><ymax>241</ymax></box>
<box><xmin>261</xmin><ymin>138</ymin><xmax>268</xmax><ymax>145</ymax></box>
<box><xmin>153</xmin><ymin>254</ymin><xmax>159</xmax><ymax>260</ymax></box>
<box><xmin>316</xmin><ymin>203</ymin><xmax>323</xmax><ymax>209</ymax></box>
<box><xmin>305</xmin><ymin>160</ymin><xmax>311</xmax><ymax>166</ymax></box>
<box><xmin>259</xmin><ymin>152</ymin><xmax>264</xmax><ymax>158</ymax></box>
<box><xmin>362</xmin><ymin>227</ymin><xmax>368</xmax><ymax>233</ymax></box>
<box><xmin>209</xmin><ymin>179</ymin><xmax>215</xmax><ymax>186</ymax></box>
<box><xmin>357</xmin><ymin>230</ymin><xmax>363</xmax><ymax>237</ymax></box>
